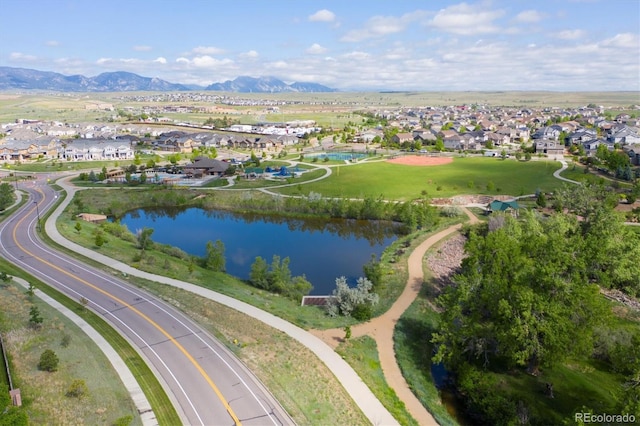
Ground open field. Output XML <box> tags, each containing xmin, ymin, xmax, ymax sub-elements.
<box><xmin>1</xmin><ymin>91</ymin><xmax>637</xmax><ymax>126</ymax></box>
<box><xmin>276</xmin><ymin>156</ymin><xmax>565</xmax><ymax>200</ymax></box>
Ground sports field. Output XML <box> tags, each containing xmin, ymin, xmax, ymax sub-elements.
<box><xmin>276</xmin><ymin>156</ymin><xmax>564</xmax><ymax>201</ymax></box>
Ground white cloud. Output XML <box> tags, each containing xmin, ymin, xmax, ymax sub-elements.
<box><xmin>240</xmin><ymin>50</ymin><xmax>259</xmax><ymax>59</ymax></box>
<box><xmin>306</xmin><ymin>43</ymin><xmax>327</xmax><ymax>54</ymax></box>
<box><xmin>600</xmin><ymin>32</ymin><xmax>639</xmax><ymax>48</ymax></box>
<box><xmin>191</xmin><ymin>46</ymin><xmax>225</xmax><ymax>55</ymax></box>
<box><xmin>341</xmin><ymin>10</ymin><xmax>427</xmax><ymax>42</ymax></box>
<box><xmin>553</xmin><ymin>29</ymin><xmax>587</xmax><ymax>40</ymax></box>
<box><xmin>174</xmin><ymin>56</ymin><xmax>234</xmax><ymax>71</ymax></box>
<box><xmin>154</xmin><ymin>57</ymin><xmax>167</xmax><ymax>64</ymax></box>
<box><xmin>514</xmin><ymin>10</ymin><xmax>544</xmax><ymax>23</ymax></box>
<box><xmin>133</xmin><ymin>45</ymin><xmax>152</xmax><ymax>52</ymax></box>
<box><xmin>428</xmin><ymin>2</ymin><xmax>505</xmax><ymax>35</ymax></box>
<box><xmin>9</xmin><ymin>52</ymin><xmax>37</xmax><ymax>61</ymax></box>
<box><xmin>309</xmin><ymin>9</ymin><xmax>335</xmax><ymax>22</ymax></box>
<box><xmin>343</xmin><ymin>51</ymin><xmax>370</xmax><ymax>60</ymax></box>
<box><xmin>45</xmin><ymin>40</ymin><xmax>60</xmax><ymax>47</ymax></box>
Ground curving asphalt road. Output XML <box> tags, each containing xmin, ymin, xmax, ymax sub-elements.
<box><xmin>0</xmin><ymin>178</ymin><xmax>293</xmax><ymax>426</ymax></box>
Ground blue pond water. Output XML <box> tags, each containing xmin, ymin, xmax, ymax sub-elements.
<box><xmin>119</xmin><ymin>207</ymin><xmax>400</xmax><ymax>295</ymax></box>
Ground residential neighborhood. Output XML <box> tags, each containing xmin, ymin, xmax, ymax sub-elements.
<box><xmin>2</xmin><ymin>100</ymin><xmax>638</xmax><ymax>167</ymax></box>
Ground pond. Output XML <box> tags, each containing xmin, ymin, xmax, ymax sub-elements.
<box><xmin>119</xmin><ymin>207</ymin><xmax>400</xmax><ymax>295</ymax></box>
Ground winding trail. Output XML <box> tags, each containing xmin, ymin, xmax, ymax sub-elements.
<box><xmin>310</xmin><ymin>207</ymin><xmax>479</xmax><ymax>425</ymax></box>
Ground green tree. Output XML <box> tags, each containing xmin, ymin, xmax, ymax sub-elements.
<box><xmin>269</xmin><ymin>255</ymin><xmax>292</xmax><ymax>293</ymax></box>
<box><xmin>205</xmin><ymin>240</ymin><xmax>225</xmax><ymax>272</ymax></box>
<box><xmin>249</xmin><ymin>257</ymin><xmax>270</xmax><ymax>289</ymax></box>
<box><xmin>136</xmin><ymin>227</ymin><xmax>154</xmax><ymax>251</ymax></box>
<box><xmin>29</xmin><ymin>305</ymin><xmax>43</xmax><ymax>328</ymax></box>
<box><xmin>434</xmin><ymin>138</ymin><xmax>445</xmax><ymax>152</ymax></box>
<box><xmin>38</xmin><ymin>349</ymin><xmax>59</xmax><ymax>372</ymax></box>
<box><xmin>0</xmin><ymin>182</ymin><xmax>15</xmax><ymax>211</ymax></box>
<box><xmin>94</xmin><ymin>232</ymin><xmax>105</xmax><ymax>248</ymax></box>
<box><xmin>433</xmin><ymin>212</ymin><xmax>609</xmax><ymax>373</ymax></box>
<box><xmin>536</xmin><ymin>191</ymin><xmax>547</xmax><ymax>207</ymax></box>
<box><xmin>362</xmin><ymin>254</ymin><xmax>383</xmax><ymax>289</ymax></box>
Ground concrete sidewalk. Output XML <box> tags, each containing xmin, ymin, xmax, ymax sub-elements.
<box><xmin>48</xmin><ymin>178</ymin><xmax>399</xmax><ymax>426</ymax></box>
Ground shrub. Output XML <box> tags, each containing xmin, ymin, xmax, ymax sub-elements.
<box><xmin>66</xmin><ymin>379</ymin><xmax>88</xmax><ymax>398</ymax></box>
<box><xmin>61</xmin><ymin>334</ymin><xmax>71</xmax><ymax>348</ymax></box>
<box><xmin>441</xmin><ymin>206</ymin><xmax>462</xmax><ymax>218</ymax></box>
<box><xmin>113</xmin><ymin>415</ymin><xmax>134</xmax><ymax>426</ymax></box>
<box><xmin>327</xmin><ymin>276</ymin><xmax>379</xmax><ymax>318</ymax></box>
<box><xmin>38</xmin><ymin>349</ymin><xmax>59</xmax><ymax>372</ymax></box>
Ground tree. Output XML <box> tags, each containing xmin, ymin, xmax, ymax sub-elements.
<box><xmin>249</xmin><ymin>256</ymin><xmax>270</xmax><ymax>289</ymax></box>
<box><xmin>29</xmin><ymin>306</ymin><xmax>43</xmax><ymax>328</ymax></box>
<box><xmin>94</xmin><ymin>232</ymin><xmax>105</xmax><ymax>247</ymax></box>
<box><xmin>0</xmin><ymin>182</ymin><xmax>15</xmax><ymax>211</ymax></box>
<box><xmin>434</xmin><ymin>138</ymin><xmax>445</xmax><ymax>152</ymax></box>
<box><xmin>362</xmin><ymin>254</ymin><xmax>383</xmax><ymax>289</ymax></box>
<box><xmin>136</xmin><ymin>227</ymin><xmax>154</xmax><ymax>251</ymax></box>
<box><xmin>433</xmin><ymin>212</ymin><xmax>609</xmax><ymax>373</ymax></box>
<box><xmin>536</xmin><ymin>191</ymin><xmax>547</xmax><ymax>207</ymax></box>
<box><xmin>74</xmin><ymin>221</ymin><xmax>82</xmax><ymax>233</ymax></box>
<box><xmin>269</xmin><ymin>255</ymin><xmax>292</xmax><ymax>293</ymax></box>
<box><xmin>38</xmin><ymin>349</ymin><xmax>59</xmax><ymax>372</ymax></box>
<box><xmin>205</xmin><ymin>240</ymin><xmax>225</xmax><ymax>272</ymax></box>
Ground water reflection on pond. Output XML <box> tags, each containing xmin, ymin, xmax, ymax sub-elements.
<box><xmin>119</xmin><ymin>207</ymin><xmax>400</xmax><ymax>295</ymax></box>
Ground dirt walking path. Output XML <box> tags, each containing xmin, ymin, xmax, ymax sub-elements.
<box><xmin>310</xmin><ymin>207</ymin><xmax>479</xmax><ymax>425</ymax></box>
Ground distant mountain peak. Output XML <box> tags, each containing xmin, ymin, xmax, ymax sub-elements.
<box><xmin>205</xmin><ymin>75</ymin><xmax>336</xmax><ymax>93</ymax></box>
<box><xmin>0</xmin><ymin>67</ymin><xmax>338</xmax><ymax>93</ymax></box>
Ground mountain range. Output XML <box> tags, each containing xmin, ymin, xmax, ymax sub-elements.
<box><xmin>0</xmin><ymin>67</ymin><xmax>337</xmax><ymax>93</ymax></box>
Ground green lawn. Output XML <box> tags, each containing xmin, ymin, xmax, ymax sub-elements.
<box><xmin>274</xmin><ymin>157</ymin><xmax>565</xmax><ymax>201</ymax></box>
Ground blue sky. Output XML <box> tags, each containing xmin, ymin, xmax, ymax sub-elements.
<box><xmin>1</xmin><ymin>0</ymin><xmax>638</xmax><ymax>91</ymax></box>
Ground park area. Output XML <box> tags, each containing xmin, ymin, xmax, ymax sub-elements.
<box><xmin>277</xmin><ymin>156</ymin><xmax>564</xmax><ymax>201</ymax></box>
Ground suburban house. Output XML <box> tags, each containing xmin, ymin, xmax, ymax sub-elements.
<box><xmin>60</xmin><ymin>139</ymin><xmax>133</xmax><ymax>161</ymax></box>
<box><xmin>391</xmin><ymin>132</ymin><xmax>415</xmax><ymax>145</ymax></box>
<box><xmin>581</xmin><ymin>139</ymin><xmax>613</xmax><ymax>157</ymax></box>
<box><xmin>608</xmin><ymin>126</ymin><xmax>640</xmax><ymax>145</ymax></box>
<box><xmin>535</xmin><ymin>140</ymin><xmax>565</xmax><ymax>157</ymax></box>
<box><xmin>532</xmin><ymin>126</ymin><xmax>562</xmax><ymax>140</ymax></box>
<box><xmin>0</xmin><ymin>139</ymin><xmax>59</xmax><ymax>162</ymax></box>
<box><xmin>444</xmin><ymin>133</ymin><xmax>479</xmax><ymax>151</ymax></box>
<box><xmin>624</xmin><ymin>147</ymin><xmax>640</xmax><ymax>166</ymax></box>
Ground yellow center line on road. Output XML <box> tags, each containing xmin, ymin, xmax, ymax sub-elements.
<box><xmin>17</xmin><ymin>191</ymin><xmax>242</xmax><ymax>426</ymax></box>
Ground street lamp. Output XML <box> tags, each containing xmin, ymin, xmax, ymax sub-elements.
<box><xmin>33</xmin><ymin>201</ymin><xmax>41</xmax><ymax>232</ymax></box>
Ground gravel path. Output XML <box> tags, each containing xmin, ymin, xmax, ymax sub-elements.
<box><xmin>310</xmin><ymin>207</ymin><xmax>479</xmax><ymax>425</ymax></box>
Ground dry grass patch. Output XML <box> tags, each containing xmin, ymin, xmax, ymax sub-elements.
<box><xmin>0</xmin><ymin>282</ymin><xmax>140</xmax><ymax>425</ymax></box>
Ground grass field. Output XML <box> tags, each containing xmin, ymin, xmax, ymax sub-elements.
<box><xmin>275</xmin><ymin>157</ymin><xmax>564</xmax><ymax>200</ymax></box>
